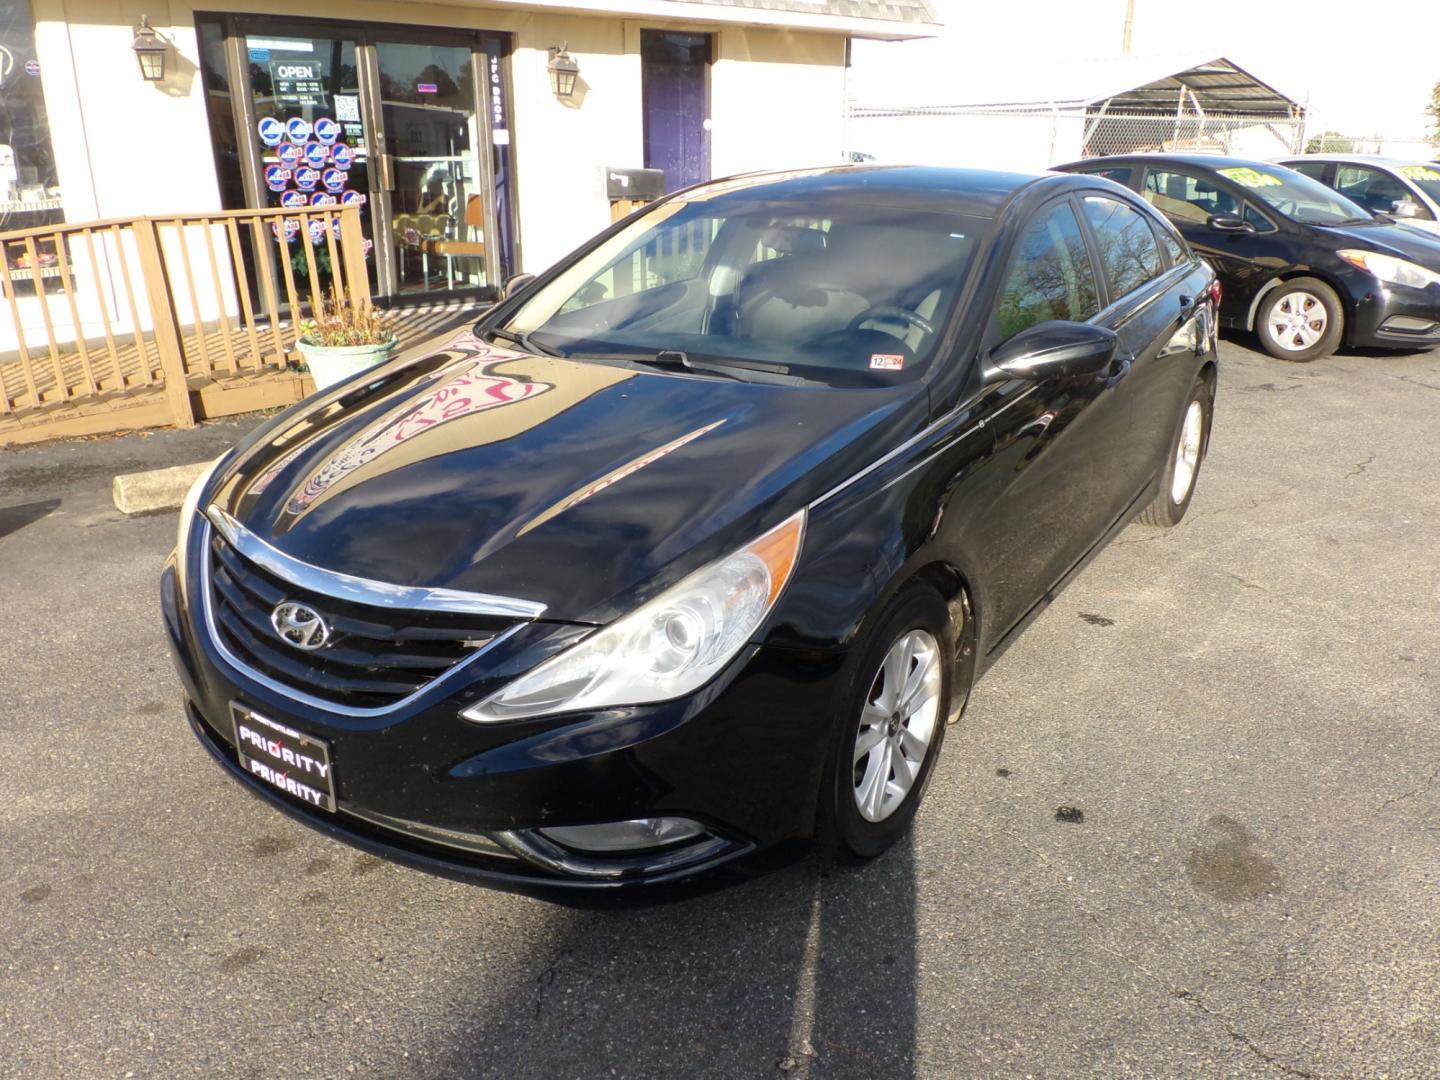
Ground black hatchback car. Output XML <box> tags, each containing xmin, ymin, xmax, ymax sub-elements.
<box><xmin>1057</xmin><ymin>154</ymin><xmax>1440</xmax><ymax>361</ymax></box>
<box><xmin>163</xmin><ymin>166</ymin><xmax>1218</xmax><ymax>890</ymax></box>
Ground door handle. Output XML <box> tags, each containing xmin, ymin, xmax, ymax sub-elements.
<box><xmin>1178</xmin><ymin>294</ymin><xmax>1196</xmax><ymax>317</ymax></box>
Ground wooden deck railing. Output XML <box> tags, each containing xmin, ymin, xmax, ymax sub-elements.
<box><xmin>0</xmin><ymin>205</ymin><xmax>369</xmax><ymax>443</ymax></box>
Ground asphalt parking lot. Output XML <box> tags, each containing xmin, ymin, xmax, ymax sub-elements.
<box><xmin>2</xmin><ymin>334</ymin><xmax>1437</xmax><ymax>1079</ymax></box>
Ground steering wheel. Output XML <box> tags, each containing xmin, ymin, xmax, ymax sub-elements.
<box><xmin>848</xmin><ymin>306</ymin><xmax>934</xmax><ymax>339</ymax></box>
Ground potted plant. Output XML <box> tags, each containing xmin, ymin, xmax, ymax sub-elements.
<box><xmin>295</xmin><ymin>288</ymin><xmax>398</xmax><ymax>391</ymax></box>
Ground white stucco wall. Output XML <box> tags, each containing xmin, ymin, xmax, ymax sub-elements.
<box><xmin>25</xmin><ymin>0</ymin><xmax>851</xmax><ymax>280</ymax></box>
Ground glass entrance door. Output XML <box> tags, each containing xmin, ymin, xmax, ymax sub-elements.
<box><xmin>199</xmin><ymin>18</ymin><xmax>514</xmax><ymax>304</ymax></box>
<box><xmin>243</xmin><ymin>29</ymin><xmax>378</xmax><ymax>296</ymax></box>
<box><xmin>372</xmin><ymin>40</ymin><xmax>492</xmax><ymax>297</ymax></box>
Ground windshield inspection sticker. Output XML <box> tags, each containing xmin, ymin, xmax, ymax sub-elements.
<box><xmin>1217</xmin><ymin>167</ymin><xmax>1283</xmax><ymax>189</ymax></box>
<box><xmin>870</xmin><ymin>354</ymin><xmax>905</xmax><ymax>371</ymax></box>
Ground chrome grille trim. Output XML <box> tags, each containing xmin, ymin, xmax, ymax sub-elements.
<box><xmin>205</xmin><ymin>506</ymin><xmax>547</xmax><ymax>620</ymax></box>
<box><xmin>197</xmin><ymin>519</ymin><xmax>525</xmax><ymax>719</ymax></box>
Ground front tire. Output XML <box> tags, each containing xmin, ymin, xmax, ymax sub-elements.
<box><xmin>819</xmin><ymin>586</ymin><xmax>952</xmax><ymax>860</ymax></box>
<box><xmin>1139</xmin><ymin>376</ymin><xmax>1212</xmax><ymax>528</ymax></box>
<box><xmin>1257</xmin><ymin>277</ymin><xmax>1343</xmax><ymax>362</ymax></box>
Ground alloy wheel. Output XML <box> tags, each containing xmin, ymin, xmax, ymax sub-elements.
<box><xmin>1267</xmin><ymin>291</ymin><xmax>1327</xmax><ymax>352</ymax></box>
<box><xmin>853</xmin><ymin>629</ymin><xmax>942</xmax><ymax>823</ymax></box>
<box><xmin>1170</xmin><ymin>399</ymin><xmax>1204</xmax><ymax>504</ymax></box>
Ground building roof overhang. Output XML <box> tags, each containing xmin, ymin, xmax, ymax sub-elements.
<box><xmin>445</xmin><ymin>0</ymin><xmax>941</xmax><ymax>40</ymax></box>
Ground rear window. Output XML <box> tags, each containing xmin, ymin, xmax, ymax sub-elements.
<box><xmin>1080</xmin><ymin>196</ymin><xmax>1164</xmax><ymax>300</ymax></box>
<box><xmin>1076</xmin><ymin>165</ymin><xmax>1133</xmax><ymax>185</ymax></box>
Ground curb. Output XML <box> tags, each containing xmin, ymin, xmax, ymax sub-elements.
<box><xmin>113</xmin><ymin>460</ymin><xmax>214</xmax><ymax>516</ymax></box>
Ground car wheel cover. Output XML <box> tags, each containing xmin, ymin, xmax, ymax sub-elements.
<box><xmin>853</xmin><ymin>628</ymin><xmax>942</xmax><ymax>823</ymax></box>
<box><xmin>1170</xmin><ymin>399</ymin><xmax>1204</xmax><ymax>504</ymax></box>
<box><xmin>1266</xmin><ymin>290</ymin><xmax>1327</xmax><ymax>351</ymax></box>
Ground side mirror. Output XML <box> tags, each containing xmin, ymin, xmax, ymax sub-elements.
<box><xmin>983</xmin><ymin>321</ymin><xmax>1118</xmax><ymax>383</ymax></box>
<box><xmin>1208</xmin><ymin>214</ymin><xmax>1256</xmax><ymax>235</ymax></box>
<box><xmin>502</xmin><ymin>272</ymin><xmax>536</xmax><ymax>300</ymax></box>
<box><xmin>1391</xmin><ymin>200</ymin><xmax>1423</xmax><ymax>220</ymax></box>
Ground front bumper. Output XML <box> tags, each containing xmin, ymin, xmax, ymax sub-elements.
<box><xmin>162</xmin><ymin>559</ymin><xmax>845</xmax><ymax>890</ymax></box>
<box><xmin>1348</xmin><ymin>280</ymin><xmax>1440</xmax><ymax>350</ymax></box>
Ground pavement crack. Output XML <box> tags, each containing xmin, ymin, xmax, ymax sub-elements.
<box><xmin>1376</xmin><ymin>762</ymin><xmax>1440</xmax><ymax>813</ymax></box>
<box><xmin>1394</xmin><ymin>374</ymin><xmax>1440</xmax><ymax>393</ymax></box>
<box><xmin>1001</xmin><ymin>828</ymin><xmax>1319</xmax><ymax>1078</ymax></box>
<box><xmin>1343</xmin><ymin>454</ymin><xmax>1375</xmax><ymax>480</ymax></box>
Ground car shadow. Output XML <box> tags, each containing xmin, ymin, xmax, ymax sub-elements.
<box><xmin>430</xmin><ymin>837</ymin><xmax>921</xmax><ymax>1078</ymax></box>
<box><xmin>1222</xmin><ymin>328</ymin><xmax>1436</xmax><ymax>361</ymax></box>
<box><xmin>0</xmin><ymin>498</ymin><xmax>60</xmax><ymax>541</ymax></box>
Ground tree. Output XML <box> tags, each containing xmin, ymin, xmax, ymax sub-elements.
<box><xmin>1428</xmin><ymin>81</ymin><xmax>1440</xmax><ymax>144</ymax></box>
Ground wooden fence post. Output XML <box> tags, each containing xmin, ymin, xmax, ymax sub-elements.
<box><xmin>337</xmin><ymin>207</ymin><xmax>371</xmax><ymax>314</ymax></box>
<box><xmin>132</xmin><ymin>217</ymin><xmax>195</xmax><ymax>428</ymax></box>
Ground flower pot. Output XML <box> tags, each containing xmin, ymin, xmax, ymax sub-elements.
<box><xmin>297</xmin><ymin>335</ymin><xmax>399</xmax><ymax>391</ymax></box>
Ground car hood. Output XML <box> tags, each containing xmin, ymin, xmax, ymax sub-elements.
<box><xmin>211</xmin><ymin>329</ymin><xmax>926</xmax><ymax>624</ymax></box>
<box><xmin>1316</xmin><ymin>220</ymin><xmax>1440</xmax><ymax>267</ymax></box>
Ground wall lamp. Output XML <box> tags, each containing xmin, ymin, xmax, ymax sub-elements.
<box><xmin>131</xmin><ymin>16</ymin><xmax>169</xmax><ymax>82</ymax></box>
<box><xmin>547</xmin><ymin>44</ymin><xmax>579</xmax><ymax>98</ymax></box>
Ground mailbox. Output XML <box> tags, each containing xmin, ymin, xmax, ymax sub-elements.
<box><xmin>605</xmin><ymin>167</ymin><xmax>665</xmax><ymax>202</ymax></box>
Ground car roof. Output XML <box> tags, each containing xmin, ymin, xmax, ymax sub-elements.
<box><xmin>1278</xmin><ymin>153</ymin><xmax>1433</xmax><ymax>167</ymax></box>
<box><xmin>1062</xmin><ymin>152</ymin><xmax>1286</xmax><ymax>172</ymax></box>
<box><xmin>683</xmin><ymin>164</ymin><xmax>1056</xmax><ymax>216</ymax></box>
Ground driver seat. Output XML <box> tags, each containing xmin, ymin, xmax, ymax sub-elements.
<box><xmin>733</xmin><ymin>254</ymin><xmax>870</xmax><ymax>346</ymax></box>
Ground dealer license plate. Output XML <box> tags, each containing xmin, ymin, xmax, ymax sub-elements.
<box><xmin>230</xmin><ymin>703</ymin><xmax>336</xmax><ymax>812</ymax></box>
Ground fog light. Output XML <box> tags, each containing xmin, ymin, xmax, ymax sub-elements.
<box><xmin>1380</xmin><ymin>315</ymin><xmax>1438</xmax><ymax>334</ymax></box>
<box><xmin>539</xmin><ymin>817</ymin><xmax>705</xmax><ymax>853</ymax></box>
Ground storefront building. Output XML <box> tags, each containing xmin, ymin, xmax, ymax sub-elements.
<box><xmin>17</xmin><ymin>0</ymin><xmax>938</xmax><ymax>305</ymax></box>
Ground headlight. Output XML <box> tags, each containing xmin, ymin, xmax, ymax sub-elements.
<box><xmin>464</xmin><ymin>509</ymin><xmax>806</xmax><ymax>723</ymax></box>
<box><xmin>1337</xmin><ymin>249</ymin><xmax>1440</xmax><ymax>289</ymax></box>
<box><xmin>174</xmin><ymin>456</ymin><xmax>225</xmax><ymax>597</ymax></box>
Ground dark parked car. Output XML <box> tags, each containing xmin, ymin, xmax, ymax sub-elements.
<box><xmin>1057</xmin><ymin>154</ymin><xmax>1440</xmax><ymax>361</ymax></box>
<box><xmin>162</xmin><ymin>166</ymin><xmax>1218</xmax><ymax>890</ymax></box>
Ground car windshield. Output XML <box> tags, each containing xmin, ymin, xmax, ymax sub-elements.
<box><xmin>502</xmin><ymin>195</ymin><xmax>988</xmax><ymax>387</ymax></box>
<box><xmin>1396</xmin><ymin>163</ymin><xmax>1440</xmax><ymax>203</ymax></box>
<box><xmin>1216</xmin><ymin>164</ymin><xmax>1373</xmax><ymax>226</ymax></box>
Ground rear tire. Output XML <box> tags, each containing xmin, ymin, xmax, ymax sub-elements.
<box><xmin>819</xmin><ymin>585</ymin><xmax>952</xmax><ymax>860</ymax></box>
<box><xmin>1256</xmin><ymin>277</ymin><xmax>1342</xmax><ymax>362</ymax></box>
<box><xmin>1138</xmin><ymin>376</ymin><xmax>1212</xmax><ymax>528</ymax></box>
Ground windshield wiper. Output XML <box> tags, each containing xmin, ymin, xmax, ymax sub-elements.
<box><xmin>485</xmin><ymin>326</ymin><xmax>559</xmax><ymax>357</ymax></box>
<box><xmin>629</xmin><ymin>350</ymin><xmax>804</xmax><ymax>386</ymax></box>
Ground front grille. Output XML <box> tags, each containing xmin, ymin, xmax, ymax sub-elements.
<box><xmin>206</xmin><ymin>530</ymin><xmax>516</xmax><ymax>710</ymax></box>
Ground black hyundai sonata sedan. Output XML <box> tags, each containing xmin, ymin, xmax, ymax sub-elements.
<box><xmin>1057</xmin><ymin>154</ymin><xmax>1440</xmax><ymax>361</ymax></box>
<box><xmin>162</xmin><ymin>166</ymin><xmax>1219</xmax><ymax>890</ymax></box>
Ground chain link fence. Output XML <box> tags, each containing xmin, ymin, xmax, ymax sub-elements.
<box><xmin>1302</xmin><ymin>132</ymin><xmax>1438</xmax><ymax>158</ymax></box>
<box><xmin>846</xmin><ymin>105</ymin><xmax>1306</xmax><ymax>171</ymax></box>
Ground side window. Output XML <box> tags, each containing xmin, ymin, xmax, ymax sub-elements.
<box><xmin>1142</xmin><ymin>168</ymin><xmax>1241</xmax><ymax>223</ymax></box>
<box><xmin>1289</xmin><ymin>161</ymin><xmax>1329</xmax><ymax>181</ymax></box>
<box><xmin>1077</xmin><ymin>166</ymin><xmax>1132</xmax><ymax>185</ymax></box>
<box><xmin>994</xmin><ymin>201</ymin><xmax>1100</xmax><ymax>341</ymax></box>
<box><xmin>1153</xmin><ymin>220</ymin><xmax>1188</xmax><ymax>266</ymax></box>
<box><xmin>1081</xmin><ymin>196</ymin><xmax>1164</xmax><ymax>300</ymax></box>
<box><xmin>1336</xmin><ymin>165</ymin><xmax>1431</xmax><ymax>218</ymax></box>
<box><xmin>1243</xmin><ymin>204</ymin><xmax>1276</xmax><ymax>233</ymax></box>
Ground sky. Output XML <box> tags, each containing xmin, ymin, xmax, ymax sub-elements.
<box><xmin>851</xmin><ymin>0</ymin><xmax>1439</xmax><ymax>137</ymax></box>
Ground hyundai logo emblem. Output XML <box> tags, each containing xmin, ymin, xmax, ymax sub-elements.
<box><xmin>270</xmin><ymin>601</ymin><xmax>331</xmax><ymax>651</ymax></box>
